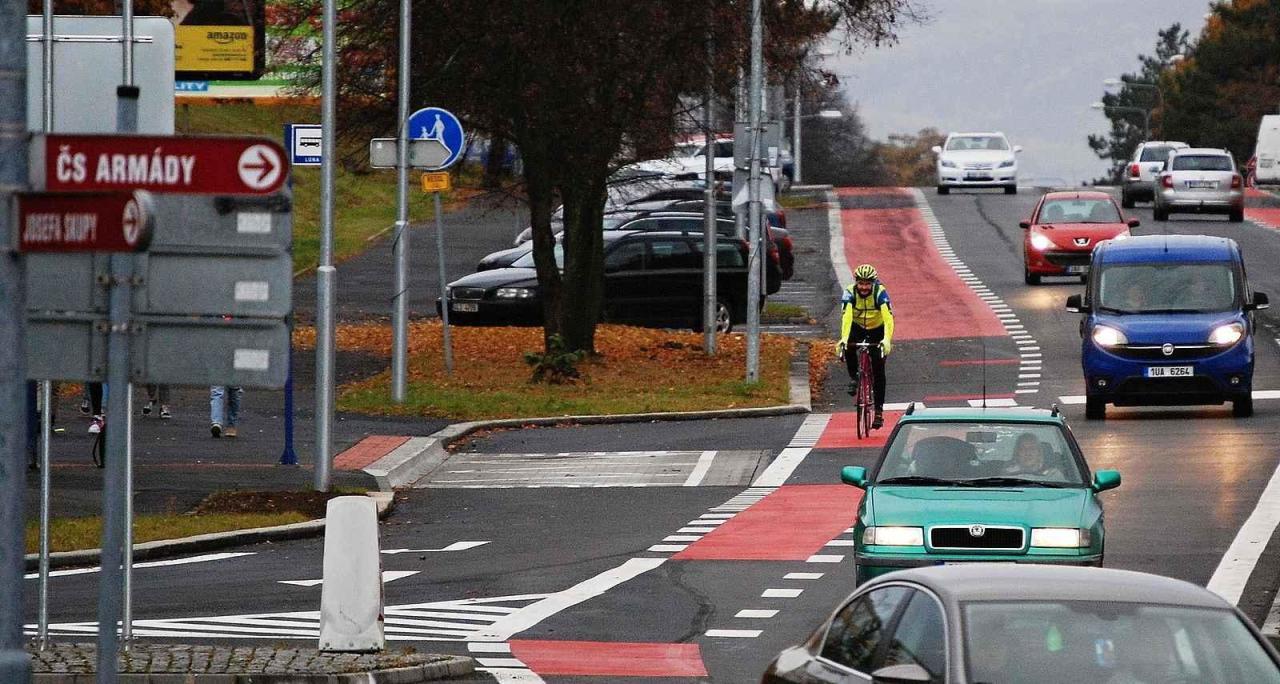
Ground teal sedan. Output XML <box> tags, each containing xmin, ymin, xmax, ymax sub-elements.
<box><xmin>842</xmin><ymin>406</ymin><xmax>1121</xmax><ymax>585</ymax></box>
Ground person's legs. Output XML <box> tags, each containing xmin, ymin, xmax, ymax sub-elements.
<box><xmin>210</xmin><ymin>386</ymin><xmax>225</xmax><ymax>437</ymax></box>
<box><xmin>88</xmin><ymin>383</ymin><xmax>105</xmax><ymax>433</ymax></box>
<box><xmin>227</xmin><ymin>387</ymin><xmax>242</xmax><ymax>426</ymax></box>
<box><xmin>26</xmin><ymin>381</ymin><xmax>38</xmax><ymax>463</ymax></box>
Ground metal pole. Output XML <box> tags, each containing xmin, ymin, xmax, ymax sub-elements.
<box><xmin>37</xmin><ymin>0</ymin><xmax>54</xmax><ymax>653</ymax></box>
<box><xmin>121</xmin><ymin>0</ymin><xmax>133</xmax><ymax>86</ymax></box>
<box><xmin>390</xmin><ymin>0</ymin><xmax>411</xmax><ymax>402</ymax></box>
<box><xmin>122</xmin><ymin>383</ymin><xmax>133</xmax><ymax>650</ymax></box>
<box><xmin>435</xmin><ymin>192</ymin><xmax>454</xmax><ymax>374</ymax></box>
<box><xmin>792</xmin><ymin>84</ymin><xmax>802</xmax><ymax>185</ymax></box>
<box><xmin>0</xmin><ymin>0</ymin><xmax>32</xmax><ymax>677</ymax></box>
<box><xmin>37</xmin><ymin>382</ymin><xmax>51</xmax><ymax>650</ymax></box>
<box><xmin>279</xmin><ymin>344</ymin><xmax>297</xmax><ymax>465</ymax></box>
<box><xmin>96</xmin><ymin>84</ymin><xmax>139</xmax><ymax>684</ymax></box>
<box><xmin>734</xmin><ymin>66</ymin><xmax>746</xmax><ymax>243</ymax></box>
<box><xmin>314</xmin><ymin>0</ymin><xmax>339</xmax><ymax>491</ymax></box>
<box><xmin>745</xmin><ymin>0</ymin><xmax>763</xmax><ymax>383</ymax></box>
<box><xmin>701</xmin><ymin>16</ymin><xmax>717</xmax><ymax>354</ymax></box>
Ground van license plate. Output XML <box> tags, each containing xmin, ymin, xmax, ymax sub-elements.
<box><xmin>1146</xmin><ymin>366</ymin><xmax>1193</xmax><ymax>378</ymax></box>
<box><xmin>451</xmin><ymin>302</ymin><xmax>479</xmax><ymax>313</ymax></box>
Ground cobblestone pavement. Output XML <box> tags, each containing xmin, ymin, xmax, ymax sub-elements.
<box><xmin>28</xmin><ymin>642</ymin><xmax>474</xmax><ymax>680</ymax></box>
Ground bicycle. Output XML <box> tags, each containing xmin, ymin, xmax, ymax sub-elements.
<box><xmin>843</xmin><ymin>341</ymin><xmax>876</xmax><ymax>439</ymax></box>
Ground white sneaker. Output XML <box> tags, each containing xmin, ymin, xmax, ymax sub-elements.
<box><xmin>88</xmin><ymin>416</ymin><xmax>104</xmax><ymax>434</ymax></box>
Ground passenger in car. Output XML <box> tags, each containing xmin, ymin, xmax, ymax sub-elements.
<box><xmin>1008</xmin><ymin>433</ymin><xmax>1065</xmax><ymax>480</ymax></box>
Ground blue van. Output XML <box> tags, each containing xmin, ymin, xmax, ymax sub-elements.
<box><xmin>1066</xmin><ymin>234</ymin><xmax>1269</xmax><ymax>419</ymax></box>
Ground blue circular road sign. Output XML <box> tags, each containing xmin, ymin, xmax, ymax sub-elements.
<box><xmin>407</xmin><ymin>107</ymin><xmax>465</xmax><ymax>170</ymax></box>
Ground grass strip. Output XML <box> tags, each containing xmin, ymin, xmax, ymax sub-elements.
<box><xmin>27</xmin><ymin>512</ymin><xmax>310</xmax><ymax>555</ymax></box>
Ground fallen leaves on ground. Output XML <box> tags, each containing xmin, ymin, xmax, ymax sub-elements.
<box><xmin>296</xmin><ymin>322</ymin><xmax>794</xmax><ymax>420</ymax></box>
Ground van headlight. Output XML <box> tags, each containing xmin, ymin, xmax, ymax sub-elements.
<box><xmin>1092</xmin><ymin>325</ymin><xmax>1128</xmax><ymax>348</ymax></box>
<box><xmin>1030</xmin><ymin>233</ymin><xmax>1054</xmax><ymax>251</ymax></box>
<box><xmin>1030</xmin><ymin>528</ymin><xmax>1090</xmax><ymax>548</ymax></box>
<box><xmin>1209</xmin><ymin>323</ymin><xmax>1245</xmax><ymax>346</ymax></box>
<box><xmin>863</xmin><ymin>526</ymin><xmax>924</xmax><ymax>546</ymax></box>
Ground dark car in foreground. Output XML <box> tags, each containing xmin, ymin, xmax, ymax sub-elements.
<box><xmin>763</xmin><ymin>564</ymin><xmax>1280</xmax><ymax>683</ymax></box>
<box><xmin>443</xmin><ymin>230</ymin><xmax>775</xmax><ymax>332</ymax></box>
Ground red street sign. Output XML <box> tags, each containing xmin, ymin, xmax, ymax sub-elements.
<box><xmin>43</xmin><ymin>134</ymin><xmax>288</xmax><ymax>196</ymax></box>
<box><xmin>16</xmin><ymin>191</ymin><xmax>153</xmax><ymax>253</ymax></box>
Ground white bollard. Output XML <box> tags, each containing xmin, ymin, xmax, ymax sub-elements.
<box><xmin>318</xmin><ymin>495</ymin><xmax>385</xmax><ymax>652</ymax></box>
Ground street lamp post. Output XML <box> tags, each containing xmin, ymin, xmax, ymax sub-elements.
<box><xmin>1104</xmin><ymin>78</ymin><xmax>1163</xmax><ymax>138</ymax></box>
<box><xmin>1091</xmin><ymin>102</ymin><xmax>1151</xmax><ymax>141</ymax></box>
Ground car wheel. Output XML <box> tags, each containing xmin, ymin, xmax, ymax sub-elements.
<box><xmin>1233</xmin><ymin>394</ymin><xmax>1253</xmax><ymax>418</ymax></box>
<box><xmin>1121</xmin><ymin>192</ymin><xmax>1135</xmax><ymax>209</ymax></box>
<box><xmin>1153</xmin><ymin>206</ymin><xmax>1168</xmax><ymax>221</ymax></box>
<box><xmin>1085</xmin><ymin>397</ymin><xmax>1106</xmax><ymax>420</ymax></box>
<box><xmin>1024</xmin><ymin>268</ymin><xmax>1040</xmax><ymax>286</ymax></box>
<box><xmin>1229</xmin><ymin>208</ymin><xmax>1245</xmax><ymax>223</ymax></box>
<box><xmin>937</xmin><ymin>185</ymin><xmax>950</xmax><ymax>195</ymax></box>
<box><xmin>714</xmin><ymin>298</ymin><xmax>733</xmax><ymax>334</ymax></box>
<box><xmin>1004</xmin><ymin>184</ymin><xmax>1017</xmax><ymax>195</ymax></box>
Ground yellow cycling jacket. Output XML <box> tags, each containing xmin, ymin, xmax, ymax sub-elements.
<box><xmin>840</xmin><ymin>281</ymin><xmax>895</xmax><ymax>344</ymax></box>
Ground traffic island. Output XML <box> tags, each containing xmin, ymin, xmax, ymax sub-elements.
<box><xmin>28</xmin><ymin>643</ymin><xmax>475</xmax><ymax>683</ymax></box>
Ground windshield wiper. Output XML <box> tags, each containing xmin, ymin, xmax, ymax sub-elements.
<box><xmin>955</xmin><ymin>477</ymin><xmax>1066</xmax><ymax>488</ymax></box>
<box><xmin>876</xmin><ymin>476</ymin><xmax>957</xmax><ymax>486</ymax></box>
<box><xmin>1094</xmin><ymin>305</ymin><xmax>1127</xmax><ymax>314</ymax></box>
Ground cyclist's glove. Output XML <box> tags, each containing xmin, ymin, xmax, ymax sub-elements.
<box><xmin>835</xmin><ymin>341</ymin><xmax>847</xmax><ymax>359</ymax></box>
<box><xmin>879</xmin><ymin>340</ymin><xmax>892</xmax><ymax>357</ymax></box>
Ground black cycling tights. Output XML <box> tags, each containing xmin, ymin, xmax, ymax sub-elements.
<box><xmin>845</xmin><ymin>326</ymin><xmax>887</xmax><ymax>413</ymax></box>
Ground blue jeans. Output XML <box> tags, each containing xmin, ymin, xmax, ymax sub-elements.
<box><xmin>210</xmin><ymin>386</ymin><xmax>243</xmax><ymax>427</ymax></box>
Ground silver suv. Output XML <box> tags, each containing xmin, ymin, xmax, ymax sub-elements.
<box><xmin>1153</xmin><ymin>148</ymin><xmax>1245</xmax><ymax>223</ymax></box>
<box><xmin>1121</xmin><ymin>140</ymin><xmax>1187</xmax><ymax>207</ymax></box>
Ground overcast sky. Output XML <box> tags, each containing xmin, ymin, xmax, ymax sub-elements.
<box><xmin>826</xmin><ymin>0</ymin><xmax>1212</xmax><ymax>185</ymax></box>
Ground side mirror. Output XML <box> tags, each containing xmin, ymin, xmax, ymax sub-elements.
<box><xmin>872</xmin><ymin>663</ymin><xmax>933</xmax><ymax>684</ymax></box>
<box><xmin>1019</xmin><ymin>220</ymin><xmax>1031</xmax><ymax>230</ymax></box>
<box><xmin>1066</xmin><ymin>294</ymin><xmax>1090</xmax><ymax>314</ymax></box>
<box><xmin>930</xmin><ymin>145</ymin><xmax>942</xmax><ymax>155</ymax></box>
<box><xmin>1013</xmin><ymin>145</ymin><xmax>1024</xmax><ymax>153</ymax></box>
<box><xmin>1093</xmin><ymin>469</ymin><xmax>1122</xmax><ymax>493</ymax></box>
<box><xmin>1127</xmin><ymin>218</ymin><xmax>1140</xmax><ymax>228</ymax></box>
<box><xmin>1248</xmin><ymin>292</ymin><xmax>1270</xmax><ymax>311</ymax></box>
<box><xmin>841</xmin><ymin>465</ymin><xmax>868</xmax><ymax>489</ymax></box>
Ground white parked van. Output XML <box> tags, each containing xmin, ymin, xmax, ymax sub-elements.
<box><xmin>1255</xmin><ymin>115</ymin><xmax>1280</xmax><ymax>185</ymax></box>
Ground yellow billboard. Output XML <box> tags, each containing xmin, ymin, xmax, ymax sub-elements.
<box><xmin>171</xmin><ymin>0</ymin><xmax>263</xmax><ymax>80</ymax></box>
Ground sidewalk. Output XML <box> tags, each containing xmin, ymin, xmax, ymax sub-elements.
<box><xmin>27</xmin><ymin>643</ymin><xmax>476</xmax><ymax>682</ymax></box>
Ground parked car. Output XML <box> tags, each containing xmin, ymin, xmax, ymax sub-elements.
<box><xmin>443</xmin><ymin>230</ymin><xmax>776</xmax><ymax>331</ymax></box>
<box><xmin>933</xmin><ymin>132</ymin><xmax>1022</xmax><ymax>195</ymax></box>
<box><xmin>1121</xmin><ymin>140</ymin><xmax>1188</xmax><ymax>207</ymax></box>
<box><xmin>1021</xmin><ymin>191</ymin><xmax>1137</xmax><ymax>284</ymax></box>
<box><xmin>762</xmin><ymin>564</ymin><xmax>1280</xmax><ymax>683</ymax></box>
<box><xmin>1153</xmin><ymin>148</ymin><xmax>1245</xmax><ymax>222</ymax></box>
<box><xmin>839</xmin><ymin>406</ymin><xmax>1118</xmax><ymax>586</ymax></box>
<box><xmin>1066</xmin><ymin>234</ymin><xmax>1268</xmax><ymax>419</ymax></box>
<box><xmin>1254</xmin><ymin>115</ymin><xmax>1280</xmax><ymax>185</ymax></box>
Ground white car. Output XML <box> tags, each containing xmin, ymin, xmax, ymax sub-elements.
<box><xmin>933</xmin><ymin>131</ymin><xmax>1022</xmax><ymax>195</ymax></box>
<box><xmin>624</xmin><ymin>136</ymin><xmax>786</xmax><ymax>188</ymax></box>
<box><xmin>1121</xmin><ymin>140</ymin><xmax>1188</xmax><ymax>207</ymax></box>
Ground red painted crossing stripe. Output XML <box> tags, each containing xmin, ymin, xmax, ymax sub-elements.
<box><xmin>333</xmin><ymin>435</ymin><xmax>410</xmax><ymax>470</ymax></box>
<box><xmin>814</xmin><ymin>411</ymin><xmax>902</xmax><ymax>449</ymax></box>
<box><xmin>673</xmin><ymin>485</ymin><xmax>861</xmax><ymax>561</ymax></box>
<box><xmin>1248</xmin><ymin>207</ymin><xmax>1280</xmax><ymax>230</ymax></box>
<box><xmin>838</xmin><ymin>188</ymin><xmax>1007</xmax><ymax>340</ymax></box>
<box><xmin>509</xmin><ymin>640</ymin><xmax>708</xmax><ymax>677</ymax></box>
<box><xmin>922</xmin><ymin>392</ymin><xmax>1015</xmax><ymax>403</ymax></box>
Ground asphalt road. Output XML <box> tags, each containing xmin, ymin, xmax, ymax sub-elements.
<box><xmin>27</xmin><ymin>186</ymin><xmax>1280</xmax><ymax>682</ymax></box>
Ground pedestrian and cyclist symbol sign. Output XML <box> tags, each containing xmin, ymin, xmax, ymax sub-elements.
<box><xmin>406</xmin><ymin>107</ymin><xmax>464</xmax><ymax>171</ymax></box>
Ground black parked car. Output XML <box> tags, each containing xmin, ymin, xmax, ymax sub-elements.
<box><xmin>443</xmin><ymin>230</ymin><xmax>775</xmax><ymax>332</ymax></box>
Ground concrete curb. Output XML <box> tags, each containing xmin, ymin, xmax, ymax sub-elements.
<box><xmin>787</xmin><ymin>183</ymin><xmax>835</xmax><ymax>192</ymax></box>
<box><xmin>364</xmin><ymin>342</ymin><xmax>814</xmax><ymax>489</ymax></box>
<box><xmin>25</xmin><ymin>492</ymin><xmax>395</xmax><ymax>572</ymax></box>
<box><xmin>32</xmin><ymin>655</ymin><xmax>476</xmax><ymax>683</ymax></box>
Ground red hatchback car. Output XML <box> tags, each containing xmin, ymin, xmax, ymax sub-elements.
<box><xmin>1021</xmin><ymin>191</ymin><xmax>1138</xmax><ymax>284</ymax></box>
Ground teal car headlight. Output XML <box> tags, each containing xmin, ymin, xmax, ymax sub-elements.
<box><xmin>863</xmin><ymin>526</ymin><xmax>924</xmax><ymax>546</ymax></box>
<box><xmin>1030</xmin><ymin>527</ymin><xmax>1091</xmax><ymax>548</ymax></box>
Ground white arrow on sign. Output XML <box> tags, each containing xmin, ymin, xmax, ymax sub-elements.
<box><xmin>121</xmin><ymin>198</ymin><xmax>141</xmax><ymax>246</ymax></box>
<box><xmin>238</xmin><ymin>144</ymin><xmax>283</xmax><ymax>191</ymax></box>
<box><xmin>279</xmin><ymin>570</ymin><xmax>419</xmax><ymax>588</ymax></box>
<box><xmin>381</xmin><ymin>541</ymin><xmax>490</xmax><ymax>555</ymax></box>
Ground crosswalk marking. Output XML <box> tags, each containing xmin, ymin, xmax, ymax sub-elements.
<box><xmin>416</xmin><ymin>450</ymin><xmax>766</xmax><ymax>488</ymax></box>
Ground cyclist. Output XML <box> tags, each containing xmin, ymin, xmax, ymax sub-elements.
<box><xmin>837</xmin><ymin>264</ymin><xmax>895</xmax><ymax>429</ymax></box>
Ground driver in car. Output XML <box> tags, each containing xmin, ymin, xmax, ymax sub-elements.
<box><xmin>1007</xmin><ymin>433</ymin><xmax>1065</xmax><ymax>480</ymax></box>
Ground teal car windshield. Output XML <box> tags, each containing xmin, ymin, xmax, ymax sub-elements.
<box><xmin>1096</xmin><ymin>263</ymin><xmax>1237</xmax><ymax>314</ymax></box>
<box><xmin>877</xmin><ymin>422</ymin><xmax>1084</xmax><ymax>487</ymax></box>
<box><xmin>964</xmin><ymin>601</ymin><xmax>1280</xmax><ymax>684</ymax></box>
